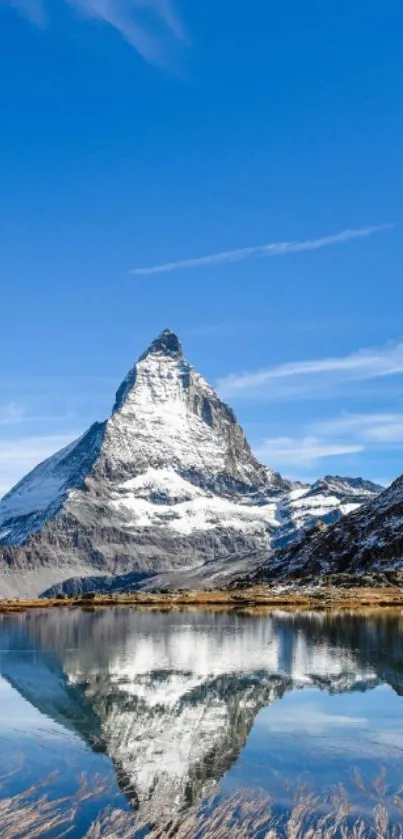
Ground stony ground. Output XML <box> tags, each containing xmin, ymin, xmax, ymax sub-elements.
<box><xmin>2</xmin><ymin>580</ymin><xmax>403</xmax><ymax>612</ymax></box>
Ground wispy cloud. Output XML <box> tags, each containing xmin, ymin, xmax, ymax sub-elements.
<box><xmin>1</xmin><ymin>0</ymin><xmax>46</xmax><ymax>25</ymax></box>
<box><xmin>130</xmin><ymin>224</ymin><xmax>393</xmax><ymax>276</ymax></box>
<box><xmin>312</xmin><ymin>412</ymin><xmax>403</xmax><ymax>444</ymax></box>
<box><xmin>0</xmin><ymin>432</ymin><xmax>80</xmax><ymax>498</ymax></box>
<box><xmin>254</xmin><ymin>436</ymin><xmax>363</xmax><ymax>468</ymax></box>
<box><xmin>253</xmin><ymin>410</ymin><xmax>403</xmax><ymax>472</ymax></box>
<box><xmin>1</xmin><ymin>0</ymin><xmax>187</xmax><ymax>65</ymax></box>
<box><xmin>218</xmin><ymin>341</ymin><xmax>403</xmax><ymax>401</ymax></box>
<box><xmin>70</xmin><ymin>0</ymin><xmax>187</xmax><ymax>64</ymax></box>
<box><xmin>261</xmin><ymin>702</ymin><xmax>367</xmax><ymax>736</ymax></box>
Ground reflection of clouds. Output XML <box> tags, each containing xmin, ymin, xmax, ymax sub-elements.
<box><xmin>4</xmin><ymin>608</ymin><xmax>403</xmax><ymax>818</ymax></box>
<box><xmin>254</xmin><ymin>685</ymin><xmax>403</xmax><ymax>761</ymax></box>
<box><xmin>260</xmin><ymin>702</ymin><xmax>367</xmax><ymax>736</ymax></box>
<box><xmin>372</xmin><ymin>731</ymin><xmax>403</xmax><ymax>752</ymax></box>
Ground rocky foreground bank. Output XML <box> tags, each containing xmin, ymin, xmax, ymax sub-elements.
<box><xmin>2</xmin><ymin>576</ymin><xmax>403</xmax><ymax>612</ymax></box>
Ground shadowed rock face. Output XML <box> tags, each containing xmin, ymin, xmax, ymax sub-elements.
<box><xmin>0</xmin><ymin>330</ymin><xmax>381</xmax><ymax>598</ymax></box>
<box><xmin>251</xmin><ymin>475</ymin><xmax>403</xmax><ymax>582</ymax></box>
<box><xmin>2</xmin><ymin>609</ymin><xmax>402</xmax><ymax>822</ymax></box>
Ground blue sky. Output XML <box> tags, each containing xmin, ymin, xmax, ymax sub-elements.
<box><xmin>0</xmin><ymin>0</ymin><xmax>402</xmax><ymax>493</ymax></box>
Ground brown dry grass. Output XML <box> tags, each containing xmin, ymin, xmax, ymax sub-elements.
<box><xmin>2</xmin><ymin>774</ymin><xmax>403</xmax><ymax>838</ymax></box>
<box><xmin>2</xmin><ymin>585</ymin><xmax>403</xmax><ymax>614</ymax></box>
<box><xmin>0</xmin><ymin>772</ymin><xmax>108</xmax><ymax>838</ymax></box>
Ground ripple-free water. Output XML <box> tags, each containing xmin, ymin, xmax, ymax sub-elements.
<box><xmin>1</xmin><ymin>607</ymin><xmax>403</xmax><ymax>836</ymax></box>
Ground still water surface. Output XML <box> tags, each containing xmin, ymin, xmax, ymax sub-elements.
<box><xmin>0</xmin><ymin>608</ymin><xmax>403</xmax><ymax>835</ymax></box>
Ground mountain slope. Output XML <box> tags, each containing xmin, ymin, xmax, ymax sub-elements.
<box><xmin>0</xmin><ymin>330</ymin><xmax>382</xmax><ymax>597</ymax></box>
<box><xmin>251</xmin><ymin>475</ymin><xmax>403</xmax><ymax>582</ymax></box>
<box><xmin>0</xmin><ymin>423</ymin><xmax>106</xmax><ymax>546</ymax></box>
<box><xmin>271</xmin><ymin>475</ymin><xmax>383</xmax><ymax>550</ymax></box>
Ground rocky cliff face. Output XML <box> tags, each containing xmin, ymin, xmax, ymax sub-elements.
<box><xmin>253</xmin><ymin>474</ymin><xmax>403</xmax><ymax>582</ymax></box>
<box><xmin>269</xmin><ymin>475</ymin><xmax>383</xmax><ymax>551</ymax></box>
<box><xmin>0</xmin><ymin>330</ymin><xmax>381</xmax><ymax>597</ymax></box>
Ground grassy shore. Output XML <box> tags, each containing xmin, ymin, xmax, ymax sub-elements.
<box><xmin>1</xmin><ymin>584</ymin><xmax>403</xmax><ymax>613</ymax></box>
<box><xmin>2</xmin><ymin>772</ymin><xmax>403</xmax><ymax>838</ymax></box>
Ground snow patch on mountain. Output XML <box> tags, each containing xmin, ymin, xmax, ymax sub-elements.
<box><xmin>0</xmin><ymin>423</ymin><xmax>105</xmax><ymax>546</ymax></box>
<box><xmin>250</xmin><ymin>475</ymin><xmax>403</xmax><ymax>581</ymax></box>
<box><xmin>0</xmin><ymin>330</ymin><xmax>383</xmax><ymax>597</ymax></box>
<box><xmin>105</xmin><ymin>466</ymin><xmax>279</xmax><ymax>536</ymax></box>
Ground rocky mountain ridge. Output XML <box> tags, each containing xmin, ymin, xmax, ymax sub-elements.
<box><xmin>250</xmin><ymin>474</ymin><xmax>403</xmax><ymax>583</ymax></box>
<box><xmin>0</xmin><ymin>330</ymin><xmax>382</xmax><ymax>597</ymax></box>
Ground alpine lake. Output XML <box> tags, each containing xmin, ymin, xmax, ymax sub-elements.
<box><xmin>1</xmin><ymin>606</ymin><xmax>403</xmax><ymax>837</ymax></box>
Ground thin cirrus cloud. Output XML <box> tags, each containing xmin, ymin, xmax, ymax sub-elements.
<box><xmin>218</xmin><ymin>341</ymin><xmax>403</xmax><ymax>401</ymax></box>
<box><xmin>260</xmin><ymin>703</ymin><xmax>367</xmax><ymax>736</ymax></box>
<box><xmin>312</xmin><ymin>412</ymin><xmax>403</xmax><ymax>444</ymax></box>
<box><xmin>253</xmin><ymin>436</ymin><xmax>363</xmax><ymax>468</ymax></box>
<box><xmin>130</xmin><ymin>223</ymin><xmax>393</xmax><ymax>275</ymax></box>
<box><xmin>253</xmin><ymin>411</ymin><xmax>403</xmax><ymax>472</ymax></box>
<box><xmin>2</xmin><ymin>0</ymin><xmax>46</xmax><ymax>24</ymax></box>
<box><xmin>0</xmin><ymin>0</ymin><xmax>187</xmax><ymax>65</ymax></box>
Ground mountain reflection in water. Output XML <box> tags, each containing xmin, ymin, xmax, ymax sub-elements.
<box><xmin>0</xmin><ymin>608</ymin><xmax>403</xmax><ymax>825</ymax></box>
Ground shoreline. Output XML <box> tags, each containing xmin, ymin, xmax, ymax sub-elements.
<box><xmin>1</xmin><ymin>585</ymin><xmax>403</xmax><ymax>613</ymax></box>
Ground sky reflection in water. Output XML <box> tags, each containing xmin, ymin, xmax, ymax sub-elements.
<box><xmin>0</xmin><ymin>608</ymin><xmax>403</xmax><ymax>834</ymax></box>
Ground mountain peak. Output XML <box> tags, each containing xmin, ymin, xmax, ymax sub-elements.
<box><xmin>139</xmin><ymin>329</ymin><xmax>183</xmax><ymax>361</ymax></box>
<box><xmin>0</xmin><ymin>327</ymin><xmax>385</xmax><ymax>598</ymax></box>
<box><xmin>113</xmin><ymin>330</ymin><xmax>183</xmax><ymax>413</ymax></box>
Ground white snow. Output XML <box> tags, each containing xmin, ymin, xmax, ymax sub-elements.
<box><xmin>102</xmin><ymin>354</ymin><xmax>244</xmax><ymax>480</ymax></box>
<box><xmin>118</xmin><ymin>469</ymin><xmax>204</xmax><ymax>502</ymax></box>
<box><xmin>0</xmin><ymin>333</ymin><xmax>382</xmax><ymax>579</ymax></box>
<box><xmin>109</xmin><ymin>471</ymin><xmax>279</xmax><ymax>536</ymax></box>
<box><xmin>0</xmin><ymin>436</ymin><xmax>85</xmax><ymax>534</ymax></box>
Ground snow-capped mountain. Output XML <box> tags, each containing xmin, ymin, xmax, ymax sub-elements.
<box><xmin>0</xmin><ymin>330</ymin><xmax>381</xmax><ymax>597</ymax></box>
<box><xmin>254</xmin><ymin>474</ymin><xmax>403</xmax><ymax>582</ymax></box>
<box><xmin>270</xmin><ymin>475</ymin><xmax>383</xmax><ymax>551</ymax></box>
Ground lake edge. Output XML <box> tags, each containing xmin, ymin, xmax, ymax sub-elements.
<box><xmin>1</xmin><ymin>584</ymin><xmax>403</xmax><ymax>612</ymax></box>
